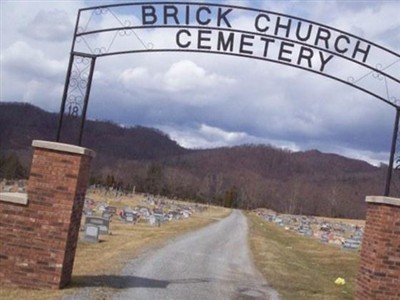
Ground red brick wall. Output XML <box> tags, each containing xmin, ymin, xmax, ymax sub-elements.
<box><xmin>0</xmin><ymin>142</ymin><xmax>93</xmax><ymax>289</ymax></box>
<box><xmin>356</xmin><ymin>199</ymin><xmax>400</xmax><ymax>299</ymax></box>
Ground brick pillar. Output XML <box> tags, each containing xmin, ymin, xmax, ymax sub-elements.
<box><xmin>355</xmin><ymin>196</ymin><xmax>400</xmax><ymax>300</ymax></box>
<box><xmin>0</xmin><ymin>140</ymin><xmax>94</xmax><ymax>289</ymax></box>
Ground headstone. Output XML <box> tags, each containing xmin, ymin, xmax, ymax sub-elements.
<box><xmin>83</xmin><ymin>224</ymin><xmax>99</xmax><ymax>243</ymax></box>
<box><xmin>298</xmin><ymin>225</ymin><xmax>313</xmax><ymax>237</ymax></box>
<box><xmin>85</xmin><ymin>198</ymin><xmax>95</xmax><ymax>206</ymax></box>
<box><xmin>106</xmin><ymin>206</ymin><xmax>117</xmax><ymax>214</ymax></box>
<box><xmin>343</xmin><ymin>238</ymin><xmax>362</xmax><ymax>250</ymax></box>
<box><xmin>153</xmin><ymin>209</ymin><xmax>163</xmax><ymax>215</ymax></box>
<box><xmin>154</xmin><ymin>213</ymin><xmax>164</xmax><ymax>227</ymax></box>
<box><xmin>353</xmin><ymin>229</ymin><xmax>363</xmax><ymax>241</ymax></box>
<box><xmin>102</xmin><ymin>211</ymin><xmax>112</xmax><ymax>219</ymax></box>
<box><xmin>97</xmin><ymin>203</ymin><xmax>107</xmax><ymax>212</ymax></box>
<box><xmin>83</xmin><ymin>207</ymin><xmax>94</xmax><ymax>216</ymax></box>
<box><xmin>149</xmin><ymin>214</ymin><xmax>156</xmax><ymax>226</ymax></box>
<box><xmin>138</xmin><ymin>207</ymin><xmax>150</xmax><ymax>217</ymax></box>
<box><xmin>124</xmin><ymin>212</ymin><xmax>136</xmax><ymax>223</ymax></box>
<box><xmin>154</xmin><ymin>213</ymin><xmax>164</xmax><ymax>222</ymax></box>
<box><xmin>320</xmin><ymin>223</ymin><xmax>331</xmax><ymax>232</ymax></box>
<box><xmin>85</xmin><ymin>216</ymin><xmax>110</xmax><ymax>234</ymax></box>
<box><xmin>320</xmin><ymin>234</ymin><xmax>329</xmax><ymax>243</ymax></box>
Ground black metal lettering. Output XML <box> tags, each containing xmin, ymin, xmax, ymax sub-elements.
<box><xmin>278</xmin><ymin>41</ymin><xmax>294</xmax><ymax>62</ymax></box>
<box><xmin>239</xmin><ymin>34</ymin><xmax>255</xmax><ymax>55</ymax></box>
<box><xmin>164</xmin><ymin>5</ymin><xmax>179</xmax><ymax>25</ymax></box>
<box><xmin>334</xmin><ymin>35</ymin><xmax>350</xmax><ymax>54</ymax></box>
<box><xmin>297</xmin><ymin>46</ymin><xmax>314</xmax><ymax>68</ymax></box>
<box><xmin>352</xmin><ymin>40</ymin><xmax>371</xmax><ymax>63</ymax></box>
<box><xmin>142</xmin><ymin>5</ymin><xmax>157</xmax><ymax>25</ymax></box>
<box><xmin>217</xmin><ymin>31</ymin><xmax>234</xmax><ymax>52</ymax></box>
<box><xmin>198</xmin><ymin>30</ymin><xmax>212</xmax><ymax>50</ymax></box>
<box><xmin>274</xmin><ymin>17</ymin><xmax>292</xmax><ymax>38</ymax></box>
<box><xmin>314</xmin><ymin>27</ymin><xmax>331</xmax><ymax>49</ymax></box>
<box><xmin>185</xmin><ymin>5</ymin><xmax>190</xmax><ymax>25</ymax></box>
<box><xmin>217</xmin><ymin>8</ymin><xmax>232</xmax><ymax>28</ymax></box>
<box><xmin>295</xmin><ymin>21</ymin><xmax>313</xmax><ymax>42</ymax></box>
<box><xmin>319</xmin><ymin>52</ymin><xmax>334</xmax><ymax>72</ymax></box>
<box><xmin>196</xmin><ymin>6</ymin><xmax>211</xmax><ymax>25</ymax></box>
<box><xmin>68</xmin><ymin>105</ymin><xmax>79</xmax><ymax>117</ymax></box>
<box><xmin>176</xmin><ymin>29</ymin><xmax>191</xmax><ymax>48</ymax></box>
<box><xmin>260</xmin><ymin>37</ymin><xmax>275</xmax><ymax>57</ymax></box>
<box><xmin>254</xmin><ymin>13</ymin><xmax>270</xmax><ymax>33</ymax></box>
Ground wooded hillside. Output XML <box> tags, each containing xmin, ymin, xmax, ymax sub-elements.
<box><xmin>0</xmin><ymin>102</ymin><xmax>394</xmax><ymax>219</ymax></box>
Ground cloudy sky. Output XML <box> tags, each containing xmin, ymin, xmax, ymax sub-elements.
<box><xmin>1</xmin><ymin>0</ymin><xmax>400</xmax><ymax>166</ymax></box>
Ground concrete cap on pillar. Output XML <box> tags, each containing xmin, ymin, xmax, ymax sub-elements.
<box><xmin>366</xmin><ymin>196</ymin><xmax>400</xmax><ymax>207</ymax></box>
<box><xmin>32</xmin><ymin>140</ymin><xmax>95</xmax><ymax>158</ymax></box>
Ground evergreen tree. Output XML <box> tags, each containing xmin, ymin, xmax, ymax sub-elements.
<box><xmin>0</xmin><ymin>153</ymin><xmax>27</xmax><ymax>179</ymax></box>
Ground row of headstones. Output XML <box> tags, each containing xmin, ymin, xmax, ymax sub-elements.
<box><xmin>0</xmin><ymin>179</ymin><xmax>27</xmax><ymax>193</ymax></box>
<box><xmin>118</xmin><ymin>204</ymin><xmax>195</xmax><ymax>225</ymax></box>
<box><xmin>82</xmin><ymin>200</ymin><xmax>201</xmax><ymax>243</ymax></box>
<box><xmin>85</xmin><ymin>202</ymin><xmax>194</xmax><ymax>223</ymax></box>
<box><xmin>82</xmin><ymin>205</ymin><xmax>140</xmax><ymax>243</ymax></box>
<box><xmin>256</xmin><ymin>210</ymin><xmax>364</xmax><ymax>250</ymax></box>
<box><xmin>87</xmin><ymin>185</ymin><xmax>131</xmax><ymax>199</ymax></box>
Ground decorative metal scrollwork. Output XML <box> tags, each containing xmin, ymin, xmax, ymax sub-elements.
<box><xmin>64</xmin><ymin>55</ymin><xmax>92</xmax><ymax>118</ymax></box>
<box><xmin>75</xmin><ymin>6</ymin><xmax>153</xmax><ymax>55</ymax></box>
<box><xmin>347</xmin><ymin>60</ymin><xmax>399</xmax><ymax>108</ymax></box>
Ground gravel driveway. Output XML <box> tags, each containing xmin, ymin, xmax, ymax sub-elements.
<box><xmin>112</xmin><ymin>210</ymin><xmax>279</xmax><ymax>300</ymax></box>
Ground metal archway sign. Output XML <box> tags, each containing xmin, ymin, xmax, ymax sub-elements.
<box><xmin>56</xmin><ymin>1</ymin><xmax>400</xmax><ymax>195</ymax></box>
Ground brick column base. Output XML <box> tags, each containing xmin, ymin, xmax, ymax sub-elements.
<box><xmin>0</xmin><ymin>140</ymin><xmax>95</xmax><ymax>289</ymax></box>
<box><xmin>355</xmin><ymin>196</ymin><xmax>400</xmax><ymax>300</ymax></box>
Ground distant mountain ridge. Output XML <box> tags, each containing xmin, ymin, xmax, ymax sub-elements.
<box><xmin>0</xmin><ymin>102</ymin><xmax>189</xmax><ymax>160</ymax></box>
<box><xmin>0</xmin><ymin>102</ymin><xmax>391</xmax><ymax>219</ymax></box>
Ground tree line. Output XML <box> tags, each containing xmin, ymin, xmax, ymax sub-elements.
<box><xmin>88</xmin><ymin>145</ymin><xmax>391</xmax><ymax>219</ymax></box>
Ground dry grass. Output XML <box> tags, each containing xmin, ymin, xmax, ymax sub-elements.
<box><xmin>0</xmin><ymin>193</ymin><xmax>230</xmax><ymax>300</ymax></box>
<box><xmin>247</xmin><ymin>212</ymin><xmax>360</xmax><ymax>300</ymax></box>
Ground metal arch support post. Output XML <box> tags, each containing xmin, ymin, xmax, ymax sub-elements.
<box><xmin>78</xmin><ymin>56</ymin><xmax>96</xmax><ymax>146</ymax></box>
<box><xmin>55</xmin><ymin>53</ymin><xmax>96</xmax><ymax>145</ymax></box>
<box><xmin>56</xmin><ymin>8</ymin><xmax>81</xmax><ymax>143</ymax></box>
<box><xmin>56</xmin><ymin>53</ymin><xmax>75</xmax><ymax>142</ymax></box>
<box><xmin>384</xmin><ymin>108</ymin><xmax>400</xmax><ymax>196</ymax></box>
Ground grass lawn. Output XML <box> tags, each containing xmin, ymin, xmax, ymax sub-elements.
<box><xmin>247</xmin><ymin>212</ymin><xmax>360</xmax><ymax>300</ymax></box>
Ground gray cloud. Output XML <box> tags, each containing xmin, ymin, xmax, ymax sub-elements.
<box><xmin>1</xmin><ymin>0</ymin><xmax>399</xmax><ymax>166</ymax></box>
<box><xmin>20</xmin><ymin>9</ymin><xmax>73</xmax><ymax>42</ymax></box>
<box><xmin>2</xmin><ymin>41</ymin><xmax>66</xmax><ymax>80</ymax></box>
